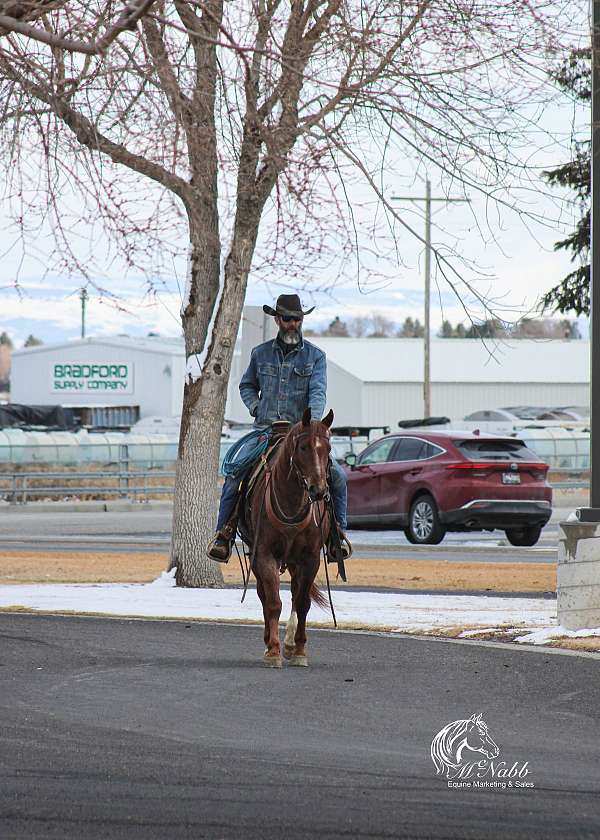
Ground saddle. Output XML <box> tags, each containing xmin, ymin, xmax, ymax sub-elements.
<box><xmin>227</xmin><ymin>420</ymin><xmax>348</xmax><ymax>581</ymax></box>
<box><xmin>236</xmin><ymin>421</ymin><xmax>290</xmax><ymax>544</ymax></box>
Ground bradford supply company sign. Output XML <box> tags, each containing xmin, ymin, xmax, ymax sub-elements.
<box><xmin>51</xmin><ymin>362</ymin><xmax>134</xmax><ymax>394</ymax></box>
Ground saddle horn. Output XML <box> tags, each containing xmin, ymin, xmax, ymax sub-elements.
<box><xmin>302</xmin><ymin>407</ymin><xmax>311</xmax><ymax>426</ymax></box>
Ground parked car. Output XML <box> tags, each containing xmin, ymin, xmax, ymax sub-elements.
<box><xmin>343</xmin><ymin>431</ymin><xmax>552</xmax><ymax>546</ymax></box>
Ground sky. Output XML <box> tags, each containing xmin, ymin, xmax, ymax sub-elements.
<box><xmin>0</xmin><ymin>9</ymin><xmax>589</xmax><ymax>349</ymax></box>
<box><xmin>0</xmin><ymin>197</ymin><xmax>586</xmax><ymax>349</ymax></box>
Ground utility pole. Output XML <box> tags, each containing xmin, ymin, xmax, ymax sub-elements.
<box><xmin>578</xmin><ymin>0</ymin><xmax>600</xmax><ymax>521</ymax></box>
<box><xmin>393</xmin><ymin>180</ymin><xmax>470</xmax><ymax>418</ymax></box>
<box><xmin>80</xmin><ymin>288</ymin><xmax>88</xmax><ymax>339</ymax></box>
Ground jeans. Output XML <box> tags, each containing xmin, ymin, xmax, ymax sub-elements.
<box><xmin>216</xmin><ymin>457</ymin><xmax>348</xmax><ymax>531</ymax></box>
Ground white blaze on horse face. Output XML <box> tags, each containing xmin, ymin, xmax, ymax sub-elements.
<box><xmin>310</xmin><ymin>437</ymin><xmax>328</xmax><ymax>489</ymax></box>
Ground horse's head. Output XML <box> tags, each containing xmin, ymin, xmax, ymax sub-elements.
<box><xmin>464</xmin><ymin>713</ymin><xmax>499</xmax><ymax>760</ymax></box>
<box><xmin>288</xmin><ymin>407</ymin><xmax>334</xmax><ymax>501</ymax></box>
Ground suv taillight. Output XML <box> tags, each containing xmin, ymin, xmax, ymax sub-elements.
<box><xmin>446</xmin><ymin>461</ymin><xmax>549</xmax><ymax>475</ymax></box>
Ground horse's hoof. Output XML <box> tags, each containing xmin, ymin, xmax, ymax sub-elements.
<box><xmin>263</xmin><ymin>653</ymin><xmax>283</xmax><ymax>668</ymax></box>
<box><xmin>283</xmin><ymin>645</ymin><xmax>295</xmax><ymax>660</ymax></box>
<box><xmin>289</xmin><ymin>655</ymin><xmax>308</xmax><ymax>667</ymax></box>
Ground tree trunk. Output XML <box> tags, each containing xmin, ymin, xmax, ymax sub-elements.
<box><xmin>169</xmin><ymin>223</ymin><xmax>259</xmax><ymax>587</ymax></box>
<box><xmin>169</xmin><ymin>208</ymin><xmax>224</xmax><ymax>587</ymax></box>
<box><xmin>169</xmin><ymin>376</ymin><xmax>225</xmax><ymax>588</ymax></box>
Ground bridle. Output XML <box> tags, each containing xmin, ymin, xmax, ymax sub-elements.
<box><xmin>286</xmin><ymin>431</ymin><xmax>331</xmax><ymax>501</ymax></box>
<box><xmin>263</xmin><ymin>429</ymin><xmax>331</xmax><ymax>532</ymax></box>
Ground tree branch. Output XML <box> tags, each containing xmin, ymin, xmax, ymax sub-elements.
<box><xmin>0</xmin><ymin>1</ymin><xmax>157</xmax><ymax>56</ymax></box>
<box><xmin>0</xmin><ymin>57</ymin><xmax>189</xmax><ymax>199</ymax></box>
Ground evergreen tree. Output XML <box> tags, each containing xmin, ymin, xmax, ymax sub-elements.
<box><xmin>440</xmin><ymin>320</ymin><xmax>454</xmax><ymax>338</ymax></box>
<box><xmin>24</xmin><ymin>335</ymin><xmax>43</xmax><ymax>347</ymax></box>
<box><xmin>398</xmin><ymin>317</ymin><xmax>415</xmax><ymax>337</ymax></box>
<box><xmin>0</xmin><ymin>331</ymin><xmax>13</xmax><ymax>348</ymax></box>
<box><xmin>465</xmin><ymin>319</ymin><xmax>504</xmax><ymax>339</ymax></box>
<box><xmin>413</xmin><ymin>318</ymin><xmax>424</xmax><ymax>338</ymax></box>
<box><xmin>324</xmin><ymin>316</ymin><xmax>349</xmax><ymax>337</ymax></box>
<box><xmin>541</xmin><ymin>48</ymin><xmax>590</xmax><ymax>315</ymax></box>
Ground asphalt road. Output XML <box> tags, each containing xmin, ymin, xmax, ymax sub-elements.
<box><xmin>1</xmin><ymin>614</ymin><xmax>599</xmax><ymax>839</ymax></box>
<box><xmin>0</xmin><ymin>507</ymin><xmax>560</xmax><ymax>563</ymax></box>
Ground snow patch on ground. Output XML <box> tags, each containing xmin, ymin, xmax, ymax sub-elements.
<box><xmin>514</xmin><ymin>625</ymin><xmax>600</xmax><ymax>645</ymax></box>
<box><xmin>0</xmin><ymin>571</ymin><xmax>555</xmax><ymax>633</ymax></box>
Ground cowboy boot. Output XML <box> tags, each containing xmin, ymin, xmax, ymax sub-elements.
<box><xmin>326</xmin><ymin>519</ymin><xmax>353</xmax><ymax>564</ymax></box>
<box><xmin>206</xmin><ymin>521</ymin><xmax>236</xmax><ymax>563</ymax></box>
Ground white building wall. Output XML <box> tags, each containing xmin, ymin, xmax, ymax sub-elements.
<box><xmin>431</xmin><ymin>382</ymin><xmax>589</xmax><ymax>420</ymax></box>
<box><xmin>225</xmin><ymin>350</ymin><xmax>247</xmax><ymax>422</ymax></box>
<box><xmin>12</xmin><ymin>340</ymin><xmax>182</xmax><ymax>417</ymax></box>
<box><xmin>362</xmin><ymin>383</ymin><xmax>423</xmax><ymax>428</ymax></box>
<box><xmin>323</xmin><ymin>362</ymin><xmax>362</xmax><ymax>425</ymax></box>
<box><xmin>359</xmin><ymin>381</ymin><xmax>590</xmax><ymax>429</ymax></box>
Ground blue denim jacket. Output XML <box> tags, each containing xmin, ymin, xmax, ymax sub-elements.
<box><xmin>239</xmin><ymin>337</ymin><xmax>326</xmax><ymax>427</ymax></box>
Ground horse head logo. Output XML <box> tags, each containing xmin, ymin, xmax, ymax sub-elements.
<box><xmin>430</xmin><ymin>713</ymin><xmax>500</xmax><ymax>777</ymax></box>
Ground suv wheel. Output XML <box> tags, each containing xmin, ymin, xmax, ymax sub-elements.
<box><xmin>407</xmin><ymin>495</ymin><xmax>445</xmax><ymax>545</ymax></box>
<box><xmin>505</xmin><ymin>525</ymin><xmax>542</xmax><ymax>547</ymax></box>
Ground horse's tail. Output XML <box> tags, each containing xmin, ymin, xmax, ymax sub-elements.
<box><xmin>310</xmin><ymin>582</ymin><xmax>329</xmax><ymax>611</ymax></box>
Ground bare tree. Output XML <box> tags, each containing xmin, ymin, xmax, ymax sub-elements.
<box><xmin>347</xmin><ymin>317</ymin><xmax>370</xmax><ymax>338</ymax></box>
<box><xmin>0</xmin><ymin>2</ymin><xmax>156</xmax><ymax>54</ymax></box>
<box><xmin>368</xmin><ymin>313</ymin><xmax>396</xmax><ymax>338</ymax></box>
<box><xmin>0</xmin><ymin>0</ymin><xmax>583</xmax><ymax>585</ymax></box>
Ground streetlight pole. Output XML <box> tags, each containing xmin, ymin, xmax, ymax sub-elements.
<box><xmin>80</xmin><ymin>288</ymin><xmax>88</xmax><ymax>339</ymax></box>
<box><xmin>392</xmin><ymin>180</ymin><xmax>470</xmax><ymax>418</ymax></box>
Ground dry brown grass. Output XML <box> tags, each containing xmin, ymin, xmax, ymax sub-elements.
<box><xmin>0</xmin><ymin>550</ymin><xmax>556</xmax><ymax>593</ymax></box>
<box><xmin>547</xmin><ymin>637</ymin><xmax>600</xmax><ymax>652</ymax></box>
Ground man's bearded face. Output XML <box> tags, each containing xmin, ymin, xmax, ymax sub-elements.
<box><xmin>276</xmin><ymin>315</ymin><xmax>303</xmax><ymax>345</ymax></box>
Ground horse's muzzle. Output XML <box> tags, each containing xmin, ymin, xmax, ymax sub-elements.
<box><xmin>307</xmin><ymin>484</ymin><xmax>328</xmax><ymax>502</ymax></box>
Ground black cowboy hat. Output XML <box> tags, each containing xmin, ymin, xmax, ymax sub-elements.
<box><xmin>263</xmin><ymin>293</ymin><xmax>315</xmax><ymax>318</ymax></box>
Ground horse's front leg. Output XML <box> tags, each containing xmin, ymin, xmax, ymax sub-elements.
<box><xmin>255</xmin><ymin>555</ymin><xmax>283</xmax><ymax>667</ymax></box>
<box><xmin>283</xmin><ymin>565</ymin><xmax>298</xmax><ymax>660</ymax></box>
<box><xmin>289</xmin><ymin>556</ymin><xmax>320</xmax><ymax>667</ymax></box>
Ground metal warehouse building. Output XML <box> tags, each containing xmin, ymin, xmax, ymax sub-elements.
<box><xmin>303</xmin><ymin>337</ymin><xmax>589</xmax><ymax>428</ymax></box>
<box><xmin>9</xmin><ymin>312</ymin><xmax>590</xmax><ymax>430</ymax></box>
<box><xmin>11</xmin><ymin>335</ymin><xmax>187</xmax><ymax>421</ymax></box>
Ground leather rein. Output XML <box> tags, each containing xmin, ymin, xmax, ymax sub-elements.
<box><xmin>263</xmin><ymin>431</ymin><xmax>330</xmax><ymax>534</ymax></box>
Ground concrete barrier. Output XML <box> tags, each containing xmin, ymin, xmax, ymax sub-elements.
<box><xmin>558</xmin><ymin>521</ymin><xmax>600</xmax><ymax>630</ymax></box>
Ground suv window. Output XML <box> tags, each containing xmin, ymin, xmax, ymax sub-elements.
<box><xmin>454</xmin><ymin>439</ymin><xmax>538</xmax><ymax>462</ymax></box>
<box><xmin>394</xmin><ymin>437</ymin><xmax>445</xmax><ymax>461</ymax></box>
<box><xmin>394</xmin><ymin>437</ymin><xmax>426</xmax><ymax>461</ymax></box>
<box><xmin>358</xmin><ymin>438</ymin><xmax>397</xmax><ymax>465</ymax></box>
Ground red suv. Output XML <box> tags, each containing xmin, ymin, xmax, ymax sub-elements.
<box><xmin>344</xmin><ymin>431</ymin><xmax>552</xmax><ymax>546</ymax></box>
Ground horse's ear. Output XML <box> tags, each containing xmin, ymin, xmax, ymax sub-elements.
<box><xmin>302</xmin><ymin>407</ymin><xmax>311</xmax><ymax>426</ymax></box>
<box><xmin>321</xmin><ymin>409</ymin><xmax>334</xmax><ymax>429</ymax></box>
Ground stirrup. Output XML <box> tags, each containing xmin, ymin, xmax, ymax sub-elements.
<box><xmin>326</xmin><ymin>524</ymin><xmax>349</xmax><ymax>582</ymax></box>
<box><xmin>206</xmin><ymin>533</ymin><xmax>232</xmax><ymax>563</ymax></box>
<box><xmin>340</xmin><ymin>532</ymin><xmax>353</xmax><ymax>560</ymax></box>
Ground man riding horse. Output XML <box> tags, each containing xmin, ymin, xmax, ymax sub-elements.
<box><xmin>207</xmin><ymin>293</ymin><xmax>351</xmax><ymax>563</ymax></box>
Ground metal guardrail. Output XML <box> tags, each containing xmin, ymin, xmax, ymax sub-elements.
<box><xmin>0</xmin><ymin>462</ymin><xmax>177</xmax><ymax>504</ymax></box>
<box><xmin>0</xmin><ymin>463</ymin><xmax>589</xmax><ymax>504</ymax></box>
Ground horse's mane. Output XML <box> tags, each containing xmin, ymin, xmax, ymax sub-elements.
<box><xmin>431</xmin><ymin>719</ymin><xmax>469</xmax><ymax>775</ymax></box>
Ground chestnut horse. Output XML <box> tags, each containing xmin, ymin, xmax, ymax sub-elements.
<box><xmin>244</xmin><ymin>407</ymin><xmax>334</xmax><ymax>667</ymax></box>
